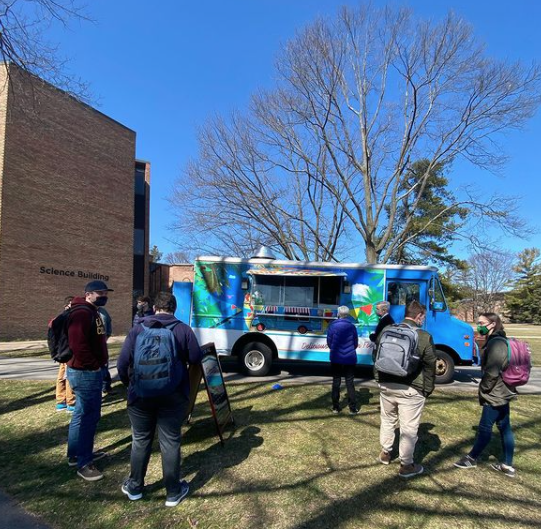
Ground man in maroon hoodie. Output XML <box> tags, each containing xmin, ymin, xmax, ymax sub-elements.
<box><xmin>66</xmin><ymin>280</ymin><xmax>112</xmax><ymax>482</ymax></box>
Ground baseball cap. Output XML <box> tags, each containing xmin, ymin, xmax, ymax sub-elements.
<box><xmin>84</xmin><ymin>280</ymin><xmax>114</xmax><ymax>292</ymax></box>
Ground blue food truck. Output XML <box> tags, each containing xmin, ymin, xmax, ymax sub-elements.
<box><xmin>174</xmin><ymin>252</ymin><xmax>477</xmax><ymax>383</ymax></box>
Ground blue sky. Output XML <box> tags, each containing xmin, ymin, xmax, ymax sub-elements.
<box><xmin>46</xmin><ymin>0</ymin><xmax>541</xmax><ymax>260</ymax></box>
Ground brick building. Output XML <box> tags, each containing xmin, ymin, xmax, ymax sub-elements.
<box><xmin>0</xmin><ymin>65</ymin><xmax>149</xmax><ymax>339</ymax></box>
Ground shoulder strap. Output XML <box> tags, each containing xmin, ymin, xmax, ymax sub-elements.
<box><xmin>490</xmin><ymin>336</ymin><xmax>511</xmax><ymax>363</ymax></box>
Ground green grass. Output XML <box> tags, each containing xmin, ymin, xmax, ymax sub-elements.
<box><xmin>0</xmin><ymin>343</ymin><xmax>124</xmax><ymax>360</ymax></box>
<box><xmin>0</xmin><ymin>380</ymin><xmax>540</xmax><ymax>529</ymax></box>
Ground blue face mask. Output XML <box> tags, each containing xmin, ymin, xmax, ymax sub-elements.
<box><xmin>93</xmin><ymin>296</ymin><xmax>108</xmax><ymax>307</ymax></box>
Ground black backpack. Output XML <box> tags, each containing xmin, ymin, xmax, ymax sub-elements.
<box><xmin>47</xmin><ymin>306</ymin><xmax>94</xmax><ymax>363</ymax></box>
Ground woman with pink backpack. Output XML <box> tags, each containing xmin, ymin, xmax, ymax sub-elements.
<box><xmin>454</xmin><ymin>313</ymin><xmax>517</xmax><ymax>477</ymax></box>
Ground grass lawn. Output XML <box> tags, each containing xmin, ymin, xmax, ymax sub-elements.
<box><xmin>0</xmin><ymin>380</ymin><xmax>540</xmax><ymax>529</ymax></box>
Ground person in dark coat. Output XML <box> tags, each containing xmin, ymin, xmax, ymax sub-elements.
<box><xmin>133</xmin><ymin>296</ymin><xmax>155</xmax><ymax>325</ymax></box>
<box><xmin>369</xmin><ymin>301</ymin><xmax>395</xmax><ymax>343</ymax></box>
<box><xmin>454</xmin><ymin>312</ymin><xmax>517</xmax><ymax>477</ymax></box>
<box><xmin>118</xmin><ymin>291</ymin><xmax>203</xmax><ymax>507</ymax></box>
<box><xmin>326</xmin><ymin>305</ymin><xmax>359</xmax><ymax>414</ymax></box>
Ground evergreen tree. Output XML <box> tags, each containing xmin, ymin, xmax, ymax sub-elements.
<box><xmin>506</xmin><ymin>248</ymin><xmax>541</xmax><ymax>323</ymax></box>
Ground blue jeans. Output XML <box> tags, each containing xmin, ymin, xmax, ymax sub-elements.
<box><xmin>469</xmin><ymin>403</ymin><xmax>515</xmax><ymax>466</ymax></box>
<box><xmin>66</xmin><ymin>367</ymin><xmax>103</xmax><ymax>469</ymax></box>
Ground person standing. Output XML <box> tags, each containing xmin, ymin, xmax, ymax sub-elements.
<box><xmin>133</xmin><ymin>296</ymin><xmax>154</xmax><ymax>325</ymax></box>
<box><xmin>55</xmin><ymin>296</ymin><xmax>75</xmax><ymax>412</ymax></box>
<box><xmin>117</xmin><ymin>291</ymin><xmax>203</xmax><ymax>507</ymax></box>
<box><xmin>454</xmin><ymin>312</ymin><xmax>517</xmax><ymax>477</ymax></box>
<box><xmin>374</xmin><ymin>301</ymin><xmax>436</xmax><ymax>478</ymax></box>
<box><xmin>326</xmin><ymin>306</ymin><xmax>359</xmax><ymax>415</ymax></box>
<box><xmin>66</xmin><ymin>280</ymin><xmax>112</xmax><ymax>481</ymax></box>
<box><xmin>369</xmin><ymin>301</ymin><xmax>395</xmax><ymax>343</ymax></box>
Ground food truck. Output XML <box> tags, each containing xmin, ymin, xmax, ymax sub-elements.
<box><xmin>174</xmin><ymin>251</ymin><xmax>477</xmax><ymax>383</ymax></box>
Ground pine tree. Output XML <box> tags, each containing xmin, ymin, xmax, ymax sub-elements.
<box><xmin>506</xmin><ymin>248</ymin><xmax>541</xmax><ymax>323</ymax></box>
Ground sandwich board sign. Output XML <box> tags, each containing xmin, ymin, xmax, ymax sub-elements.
<box><xmin>186</xmin><ymin>342</ymin><xmax>234</xmax><ymax>444</ymax></box>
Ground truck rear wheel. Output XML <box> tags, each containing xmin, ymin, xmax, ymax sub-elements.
<box><xmin>435</xmin><ymin>350</ymin><xmax>455</xmax><ymax>384</ymax></box>
<box><xmin>239</xmin><ymin>342</ymin><xmax>272</xmax><ymax>376</ymax></box>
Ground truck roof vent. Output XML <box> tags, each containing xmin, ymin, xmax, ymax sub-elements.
<box><xmin>251</xmin><ymin>246</ymin><xmax>276</xmax><ymax>260</ymax></box>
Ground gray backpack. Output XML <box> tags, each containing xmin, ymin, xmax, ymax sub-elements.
<box><xmin>374</xmin><ymin>324</ymin><xmax>420</xmax><ymax>377</ymax></box>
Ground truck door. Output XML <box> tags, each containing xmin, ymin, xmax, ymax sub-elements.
<box><xmin>386</xmin><ymin>280</ymin><xmax>427</xmax><ymax>326</ymax></box>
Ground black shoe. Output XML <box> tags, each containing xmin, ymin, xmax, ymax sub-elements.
<box><xmin>122</xmin><ymin>480</ymin><xmax>143</xmax><ymax>500</ymax></box>
<box><xmin>165</xmin><ymin>480</ymin><xmax>190</xmax><ymax>507</ymax></box>
<box><xmin>349</xmin><ymin>407</ymin><xmax>359</xmax><ymax>415</ymax></box>
<box><xmin>331</xmin><ymin>406</ymin><xmax>341</xmax><ymax>414</ymax></box>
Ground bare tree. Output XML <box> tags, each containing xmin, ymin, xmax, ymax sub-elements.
<box><xmin>0</xmin><ymin>0</ymin><xmax>90</xmax><ymax>99</ymax></box>
<box><xmin>172</xmin><ymin>5</ymin><xmax>541</xmax><ymax>263</ymax></box>
<box><xmin>459</xmin><ymin>250</ymin><xmax>516</xmax><ymax>319</ymax></box>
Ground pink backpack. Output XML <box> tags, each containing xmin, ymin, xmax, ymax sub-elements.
<box><xmin>500</xmin><ymin>338</ymin><xmax>532</xmax><ymax>387</ymax></box>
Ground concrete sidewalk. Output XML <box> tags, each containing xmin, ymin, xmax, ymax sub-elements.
<box><xmin>0</xmin><ymin>491</ymin><xmax>52</xmax><ymax>529</ymax></box>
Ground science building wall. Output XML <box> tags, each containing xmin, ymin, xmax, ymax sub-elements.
<box><xmin>0</xmin><ymin>65</ymin><xmax>137</xmax><ymax>339</ymax></box>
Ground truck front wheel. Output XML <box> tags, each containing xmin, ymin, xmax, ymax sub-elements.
<box><xmin>435</xmin><ymin>350</ymin><xmax>455</xmax><ymax>384</ymax></box>
<box><xmin>239</xmin><ymin>342</ymin><xmax>272</xmax><ymax>376</ymax></box>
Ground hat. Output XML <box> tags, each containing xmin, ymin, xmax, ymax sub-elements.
<box><xmin>84</xmin><ymin>280</ymin><xmax>114</xmax><ymax>292</ymax></box>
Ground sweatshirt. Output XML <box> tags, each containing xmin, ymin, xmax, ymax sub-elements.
<box><xmin>66</xmin><ymin>297</ymin><xmax>108</xmax><ymax>370</ymax></box>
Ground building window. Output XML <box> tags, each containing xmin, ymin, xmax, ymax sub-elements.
<box><xmin>134</xmin><ymin>229</ymin><xmax>145</xmax><ymax>256</ymax></box>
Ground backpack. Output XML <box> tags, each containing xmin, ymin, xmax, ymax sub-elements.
<box><xmin>497</xmin><ymin>337</ymin><xmax>532</xmax><ymax>387</ymax></box>
<box><xmin>47</xmin><ymin>306</ymin><xmax>95</xmax><ymax>363</ymax></box>
<box><xmin>132</xmin><ymin>321</ymin><xmax>183</xmax><ymax>398</ymax></box>
<box><xmin>374</xmin><ymin>323</ymin><xmax>420</xmax><ymax>377</ymax></box>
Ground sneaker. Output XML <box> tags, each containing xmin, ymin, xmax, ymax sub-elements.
<box><xmin>122</xmin><ymin>480</ymin><xmax>143</xmax><ymax>501</ymax></box>
<box><xmin>56</xmin><ymin>403</ymin><xmax>67</xmax><ymax>411</ymax></box>
<box><xmin>454</xmin><ymin>455</ymin><xmax>477</xmax><ymax>469</ymax></box>
<box><xmin>66</xmin><ymin>405</ymin><xmax>76</xmax><ymax>413</ymax></box>
<box><xmin>379</xmin><ymin>450</ymin><xmax>391</xmax><ymax>465</ymax></box>
<box><xmin>68</xmin><ymin>451</ymin><xmax>107</xmax><ymax>467</ymax></box>
<box><xmin>491</xmin><ymin>463</ymin><xmax>516</xmax><ymax>478</ymax></box>
<box><xmin>349</xmin><ymin>407</ymin><xmax>359</xmax><ymax>415</ymax></box>
<box><xmin>77</xmin><ymin>464</ymin><xmax>103</xmax><ymax>482</ymax></box>
<box><xmin>331</xmin><ymin>407</ymin><xmax>341</xmax><ymax>414</ymax></box>
<box><xmin>399</xmin><ymin>463</ymin><xmax>424</xmax><ymax>478</ymax></box>
<box><xmin>165</xmin><ymin>480</ymin><xmax>190</xmax><ymax>507</ymax></box>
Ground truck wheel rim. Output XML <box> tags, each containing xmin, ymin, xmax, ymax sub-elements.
<box><xmin>246</xmin><ymin>350</ymin><xmax>264</xmax><ymax>370</ymax></box>
<box><xmin>436</xmin><ymin>358</ymin><xmax>447</xmax><ymax>376</ymax></box>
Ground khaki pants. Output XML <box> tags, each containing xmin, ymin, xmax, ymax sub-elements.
<box><xmin>56</xmin><ymin>363</ymin><xmax>75</xmax><ymax>406</ymax></box>
<box><xmin>379</xmin><ymin>383</ymin><xmax>426</xmax><ymax>466</ymax></box>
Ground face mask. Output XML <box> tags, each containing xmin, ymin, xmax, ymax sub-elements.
<box><xmin>93</xmin><ymin>296</ymin><xmax>108</xmax><ymax>307</ymax></box>
<box><xmin>477</xmin><ymin>325</ymin><xmax>490</xmax><ymax>335</ymax></box>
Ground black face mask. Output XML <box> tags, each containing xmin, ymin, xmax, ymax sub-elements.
<box><xmin>93</xmin><ymin>296</ymin><xmax>108</xmax><ymax>307</ymax></box>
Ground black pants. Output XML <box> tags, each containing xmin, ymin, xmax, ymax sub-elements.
<box><xmin>331</xmin><ymin>363</ymin><xmax>357</xmax><ymax>409</ymax></box>
<box><xmin>126</xmin><ymin>391</ymin><xmax>188</xmax><ymax>495</ymax></box>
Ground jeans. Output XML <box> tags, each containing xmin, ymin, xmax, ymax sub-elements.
<box><xmin>126</xmin><ymin>391</ymin><xmax>188</xmax><ymax>496</ymax></box>
<box><xmin>469</xmin><ymin>403</ymin><xmax>515</xmax><ymax>466</ymax></box>
<box><xmin>331</xmin><ymin>363</ymin><xmax>357</xmax><ymax>409</ymax></box>
<box><xmin>379</xmin><ymin>383</ymin><xmax>426</xmax><ymax>465</ymax></box>
<box><xmin>66</xmin><ymin>367</ymin><xmax>103</xmax><ymax>468</ymax></box>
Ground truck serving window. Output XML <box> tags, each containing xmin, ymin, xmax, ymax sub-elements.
<box><xmin>253</xmin><ymin>275</ymin><xmax>341</xmax><ymax>307</ymax></box>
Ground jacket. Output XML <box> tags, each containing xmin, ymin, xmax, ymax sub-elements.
<box><xmin>373</xmin><ymin>318</ymin><xmax>437</xmax><ymax>397</ymax></box>
<box><xmin>66</xmin><ymin>297</ymin><xmax>108</xmax><ymax>370</ymax></box>
<box><xmin>326</xmin><ymin>317</ymin><xmax>359</xmax><ymax>365</ymax></box>
<box><xmin>479</xmin><ymin>330</ymin><xmax>517</xmax><ymax>406</ymax></box>
<box><xmin>133</xmin><ymin>308</ymin><xmax>155</xmax><ymax>326</ymax></box>
<box><xmin>117</xmin><ymin>313</ymin><xmax>203</xmax><ymax>404</ymax></box>
<box><xmin>369</xmin><ymin>313</ymin><xmax>395</xmax><ymax>343</ymax></box>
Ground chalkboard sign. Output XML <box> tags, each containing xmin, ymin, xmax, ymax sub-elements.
<box><xmin>186</xmin><ymin>343</ymin><xmax>234</xmax><ymax>444</ymax></box>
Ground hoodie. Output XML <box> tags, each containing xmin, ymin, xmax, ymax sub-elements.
<box><xmin>117</xmin><ymin>313</ymin><xmax>203</xmax><ymax>404</ymax></box>
<box><xmin>66</xmin><ymin>297</ymin><xmax>108</xmax><ymax>370</ymax></box>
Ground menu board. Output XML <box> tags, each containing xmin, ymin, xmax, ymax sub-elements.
<box><xmin>186</xmin><ymin>343</ymin><xmax>234</xmax><ymax>443</ymax></box>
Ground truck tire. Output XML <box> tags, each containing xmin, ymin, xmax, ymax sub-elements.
<box><xmin>239</xmin><ymin>342</ymin><xmax>272</xmax><ymax>376</ymax></box>
<box><xmin>435</xmin><ymin>350</ymin><xmax>455</xmax><ymax>384</ymax></box>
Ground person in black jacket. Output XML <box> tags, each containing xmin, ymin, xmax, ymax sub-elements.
<box><xmin>454</xmin><ymin>312</ymin><xmax>517</xmax><ymax>477</ymax></box>
<box><xmin>369</xmin><ymin>301</ymin><xmax>395</xmax><ymax>343</ymax></box>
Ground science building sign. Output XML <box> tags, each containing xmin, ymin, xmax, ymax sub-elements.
<box><xmin>39</xmin><ymin>266</ymin><xmax>110</xmax><ymax>282</ymax></box>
